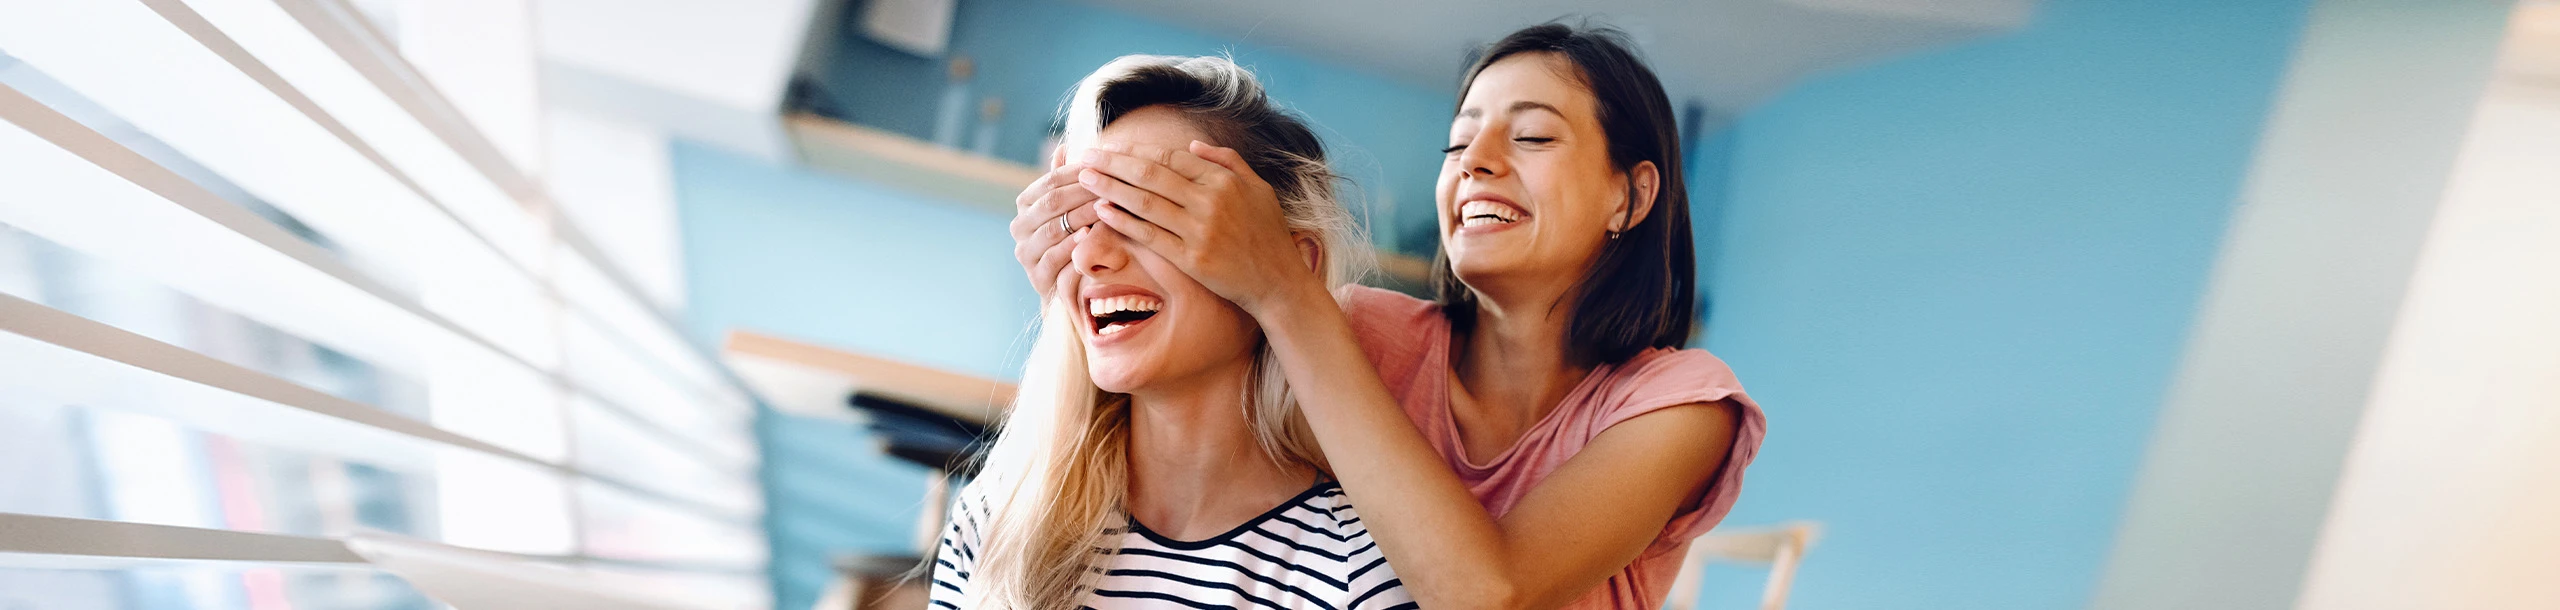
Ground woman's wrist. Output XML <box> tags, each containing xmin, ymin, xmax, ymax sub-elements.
<box><xmin>1246</xmin><ymin>274</ymin><xmax>1340</xmax><ymax>335</ymax></box>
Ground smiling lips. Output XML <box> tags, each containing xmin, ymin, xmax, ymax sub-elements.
<box><xmin>1459</xmin><ymin>198</ymin><xmax>1526</xmax><ymax>228</ymax></box>
<box><xmin>1087</xmin><ymin>294</ymin><xmax>1162</xmax><ymax>336</ymax></box>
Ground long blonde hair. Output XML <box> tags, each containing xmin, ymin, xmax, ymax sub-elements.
<box><xmin>965</xmin><ymin>55</ymin><xmax>1373</xmax><ymax>610</ymax></box>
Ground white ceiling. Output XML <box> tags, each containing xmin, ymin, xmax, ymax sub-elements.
<box><xmin>1074</xmin><ymin>0</ymin><xmax>2041</xmax><ymax>114</ymax></box>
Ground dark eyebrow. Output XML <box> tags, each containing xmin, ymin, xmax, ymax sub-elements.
<box><xmin>1455</xmin><ymin>100</ymin><xmax>1565</xmax><ymax>120</ymax></box>
<box><xmin>1508</xmin><ymin>100</ymin><xmax>1564</xmax><ymax>118</ymax></box>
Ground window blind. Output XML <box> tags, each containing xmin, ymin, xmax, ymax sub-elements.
<box><xmin>0</xmin><ymin>0</ymin><xmax>767</xmax><ymax>607</ymax></box>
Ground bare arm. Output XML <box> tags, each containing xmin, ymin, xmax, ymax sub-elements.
<box><xmin>1251</xmin><ymin>282</ymin><xmax>1739</xmax><ymax>609</ymax></box>
<box><xmin>1068</xmin><ymin>142</ymin><xmax>1744</xmax><ymax>609</ymax></box>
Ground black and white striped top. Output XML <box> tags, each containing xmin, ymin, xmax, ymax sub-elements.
<box><xmin>930</xmin><ymin>481</ymin><xmax>1414</xmax><ymax>610</ymax></box>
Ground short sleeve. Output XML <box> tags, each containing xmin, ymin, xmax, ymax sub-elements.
<box><xmin>929</xmin><ymin>484</ymin><xmax>988</xmax><ymax>608</ymax></box>
<box><xmin>1589</xmin><ymin>348</ymin><xmax>1768</xmax><ymax>557</ymax></box>
<box><xmin>1334</xmin><ymin>285</ymin><xmax>1443</xmax><ymax>411</ymax></box>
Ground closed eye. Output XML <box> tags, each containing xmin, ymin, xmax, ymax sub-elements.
<box><xmin>1515</xmin><ymin>137</ymin><xmax>1556</xmax><ymax>144</ymax></box>
<box><xmin>1442</xmin><ymin>143</ymin><xmax>1468</xmax><ymax>154</ymax></box>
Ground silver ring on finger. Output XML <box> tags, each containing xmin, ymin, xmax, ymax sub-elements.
<box><xmin>1058</xmin><ymin>215</ymin><xmax>1072</xmax><ymax>235</ymax></box>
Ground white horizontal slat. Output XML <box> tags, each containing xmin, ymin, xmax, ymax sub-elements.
<box><xmin>168</xmin><ymin>0</ymin><xmax>548</xmax><ymax>271</ymax></box>
<box><xmin>0</xmin><ymin>401</ymin><xmax>444</xmax><ymax>542</ymax></box>
<box><xmin>546</xmin><ymin>109</ymin><xmax>687</xmax><ymax>311</ymax></box>
<box><xmin>567</xmin><ymin>563</ymin><xmax>773</xmax><ymax>610</ymax></box>
<box><xmin>0</xmin><ymin>0</ymin><xmax>560</xmax><ymax>368</ymax></box>
<box><xmin>1</xmin><ymin>85</ymin><xmax>743</xmax><ymax>478</ymax></box>
<box><xmin>558</xmin><ymin>247</ymin><xmax>740</xmax><ymax>410</ymax></box>
<box><xmin>0</xmin><ymin>294</ymin><xmax>466</xmax><ymax>476</ymax></box>
<box><xmin>287</xmin><ymin>0</ymin><xmax>763</xmax><ymax>414</ymax></box>
<box><xmin>0</xmin><ymin>84</ymin><xmax>445</xmax><ymax>384</ymax></box>
<box><xmin>570</xmin><ymin>397</ymin><xmax>761</xmax><ymax>516</ymax></box>
<box><xmin>563</xmin><ymin>314</ymin><xmax>756</xmax><ymax>465</ymax></box>
<box><xmin>0</xmin><ymin>89</ymin><xmax>582</xmax><ymax>464</ymax></box>
<box><xmin>2</xmin><ymin>0</ymin><xmax>780</xmax><ymax>591</ymax></box>
<box><xmin>435</xmin><ymin>449</ymin><xmax>575</xmax><ymax>556</ymax></box>
<box><xmin>0</xmin><ymin>513</ymin><xmax>365</xmax><ymax>564</ymax></box>
<box><xmin>0</xmin><ymin>295</ymin><xmax>748</xmax><ymax>527</ymax></box>
<box><xmin>577</xmin><ymin>481</ymin><xmax>767</xmax><ymax>570</ymax></box>
<box><xmin>210</xmin><ymin>0</ymin><xmax>755</xmax><ymax>414</ymax></box>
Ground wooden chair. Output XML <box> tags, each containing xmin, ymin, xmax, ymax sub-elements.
<box><xmin>1662</xmin><ymin>521</ymin><xmax>1820</xmax><ymax>610</ymax></box>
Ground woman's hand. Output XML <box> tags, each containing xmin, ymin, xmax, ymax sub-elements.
<box><xmin>1009</xmin><ymin>148</ymin><xmax>1101</xmax><ymax>303</ymax></box>
<box><xmin>1078</xmin><ymin>140</ymin><xmax>1323</xmax><ymax>316</ymax></box>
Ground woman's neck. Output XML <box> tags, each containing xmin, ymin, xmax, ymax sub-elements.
<box><xmin>1123</xmin><ymin>365</ymin><xmax>1315</xmax><ymax>541</ymax></box>
<box><xmin>1452</xmin><ymin>286</ymin><xmax>1590</xmax><ymax>449</ymax></box>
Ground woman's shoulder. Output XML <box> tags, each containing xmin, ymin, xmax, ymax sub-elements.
<box><xmin>1333</xmin><ymin>284</ymin><xmax>1440</xmax><ymax>325</ymax></box>
<box><xmin>1616</xmin><ymin>346</ymin><xmax>1745</xmax><ymax>387</ymax></box>
<box><xmin>1587</xmin><ymin>347</ymin><xmax>1759</xmax><ymax>429</ymax></box>
<box><xmin>1332</xmin><ymin>284</ymin><xmax>1444</xmax><ymax>382</ymax></box>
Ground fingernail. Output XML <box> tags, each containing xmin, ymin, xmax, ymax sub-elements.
<box><xmin>1078</xmin><ymin>170</ymin><xmax>1099</xmax><ymax>185</ymax></box>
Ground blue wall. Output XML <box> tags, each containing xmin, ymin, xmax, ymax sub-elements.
<box><xmin>813</xmin><ymin>0</ymin><xmax>1457</xmax><ymax>254</ymax></box>
<box><xmin>672</xmin><ymin>141</ymin><xmax>1037</xmax><ymax>610</ymax></box>
<box><xmin>1690</xmin><ymin>0</ymin><xmax>2312</xmax><ymax>607</ymax></box>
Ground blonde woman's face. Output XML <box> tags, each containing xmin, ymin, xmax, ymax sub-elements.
<box><xmin>1070</xmin><ymin>106</ymin><xmax>1263</xmax><ymax>394</ymax></box>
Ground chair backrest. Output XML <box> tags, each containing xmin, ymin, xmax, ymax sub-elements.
<box><xmin>1662</xmin><ymin>521</ymin><xmax>1820</xmax><ymax>610</ymax></box>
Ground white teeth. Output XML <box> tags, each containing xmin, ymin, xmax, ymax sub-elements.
<box><xmin>1459</xmin><ymin>200</ymin><xmax>1522</xmax><ymax>225</ymax></box>
<box><xmin>1084</xmin><ymin>295</ymin><xmax>1163</xmax><ymax>317</ymax></box>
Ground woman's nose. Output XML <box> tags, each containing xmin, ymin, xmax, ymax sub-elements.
<box><xmin>1459</xmin><ymin>134</ymin><xmax>1508</xmax><ymax>178</ymax></box>
<box><xmin>1069</xmin><ymin>225</ymin><xmax>1130</xmax><ymax>277</ymax></box>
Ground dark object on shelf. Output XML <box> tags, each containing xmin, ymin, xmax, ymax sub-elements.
<box><xmin>849</xmin><ymin>391</ymin><xmax>989</xmax><ymax>479</ymax></box>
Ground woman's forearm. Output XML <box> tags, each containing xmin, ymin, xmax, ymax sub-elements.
<box><xmin>1253</xmin><ymin>284</ymin><xmax>1525</xmax><ymax>609</ymax></box>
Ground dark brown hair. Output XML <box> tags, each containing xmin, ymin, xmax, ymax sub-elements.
<box><xmin>1436</xmin><ymin>21</ymin><xmax>1698</xmax><ymax>366</ymax></box>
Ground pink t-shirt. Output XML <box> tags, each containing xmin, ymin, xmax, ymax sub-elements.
<box><xmin>1339</xmin><ymin>285</ymin><xmax>1768</xmax><ymax>610</ymax></box>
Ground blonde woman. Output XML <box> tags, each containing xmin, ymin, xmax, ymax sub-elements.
<box><xmin>931</xmin><ymin>56</ymin><xmax>1412</xmax><ymax>610</ymax></box>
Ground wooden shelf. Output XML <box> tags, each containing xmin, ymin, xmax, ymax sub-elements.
<box><xmin>783</xmin><ymin>113</ymin><xmax>1040</xmax><ymax>216</ymax></box>
<box><xmin>721</xmin><ymin>329</ymin><xmax>1014</xmax><ymax>426</ymax></box>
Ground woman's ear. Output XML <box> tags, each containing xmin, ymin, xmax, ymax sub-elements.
<box><xmin>1295</xmin><ymin>232</ymin><xmax>1325</xmax><ymax>275</ymax></box>
<box><xmin>1618</xmin><ymin>160</ymin><xmax>1662</xmax><ymax>231</ymax></box>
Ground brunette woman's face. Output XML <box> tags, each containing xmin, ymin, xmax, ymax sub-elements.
<box><xmin>1070</xmin><ymin>106</ymin><xmax>1263</xmax><ymax>394</ymax></box>
<box><xmin>1437</xmin><ymin>53</ymin><xmax>1640</xmax><ymax>299</ymax></box>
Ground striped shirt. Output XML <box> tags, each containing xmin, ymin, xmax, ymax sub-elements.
<box><xmin>930</xmin><ymin>481</ymin><xmax>1414</xmax><ymax>610</ymax></box>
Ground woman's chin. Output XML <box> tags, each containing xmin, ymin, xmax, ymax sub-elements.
<box><xmin>1087</xmin><ymin>366</ymin><xmax>1149</xmax><ymax>394</ymax></box>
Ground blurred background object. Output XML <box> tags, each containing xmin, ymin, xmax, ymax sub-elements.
<box><xmin>2</xmin><ymin>0</ymin><xmax>2555</xmax><ymax>609</ymax></box>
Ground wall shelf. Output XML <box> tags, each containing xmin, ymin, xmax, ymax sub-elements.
<box><xmin>782</xmin><ymin>113</ymin><xmax>1039</xmax><ymax>217</ymax></box>
<box><xmin>722</xmin><ymin>329</ymin><xmax>1014</xmax><ymax>427</ymax></box>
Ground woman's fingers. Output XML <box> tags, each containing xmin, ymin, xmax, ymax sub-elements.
<box><xmin>1092</xmin><ymin>141</ymin><xmax>1224</xmax><ymax>182</ymax></box>
<box><xmin>1079</xmin><ymin>169</ymin><xmax>1199</xmax><ymax>237</ymax></box>
<box><xmin>1045</xmin><ymin>258</ymin><xmax>1080</xmax><ymax>313</ymax></box>
<box><xmin>1015</xmin><ymin>163</ymin><xmax>1080</xmax><ymax>212</ymax></box>
<box><xmin>1011</xmin><ymin>165</ymin><xmax>1084</xmax><ymax>239</ymax></box>
<box><xmin>1024</xmin><ymin>182</ymin><xmax>1101</xmax><ymax>230</ymax></box>
<box><xmin>1188</xmin><ymin>141</ymin><xmax>1269</xmax><ymax>191</ymax></box>
<box><xmin>1080</xmin><ymin>147</ymin><xmax>1225</xmax><ymax>206</ymax></box>
<box><xmin>1028</xmin><ymin>236</ymin><xmax>1074</xmax><ymax>300</ymax></box>
<box><xmin>1095</xmin><ymin>201</ymin><xmax>1185</xmax><ymax>257</ymax></box>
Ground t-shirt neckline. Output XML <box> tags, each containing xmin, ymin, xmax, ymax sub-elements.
<box><xmin>1432</xmin><ymin>319</ymin><xmax>1616</xmax><ymax>473</ymax></box>
<box><xmin>1124</xmin><ymin>480</ymin><xmax>1339</xmax><ymax>550</ymax></box>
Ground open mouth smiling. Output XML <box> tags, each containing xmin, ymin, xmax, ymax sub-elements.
<box><xmin>1087</xmin><ymin>294</ymin><xmax>1162</xmax><ymax>336</ymax></box>
<box><xmin>1457</xmin><ymin>196</ymin><xmax>1528</xmax><ymax>229</ymax></box>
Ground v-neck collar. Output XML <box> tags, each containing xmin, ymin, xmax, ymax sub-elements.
<box><xmin>1433</xmin><ymin>321</ymin><xmax>1611</xmax><ymax>473</ymax></box>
